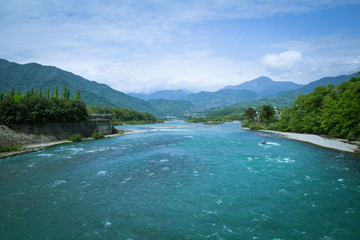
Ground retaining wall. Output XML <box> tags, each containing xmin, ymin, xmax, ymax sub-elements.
<box><xmin>0</xmin><ymin>119</ymin><xmax>114</xmax><ymax>146</ymax></box>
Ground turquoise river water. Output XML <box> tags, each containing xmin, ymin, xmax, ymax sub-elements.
<box><xmin>1</xmin><ymin>121</ymin><xmax>360</xmax><ymax>239</ymax></box>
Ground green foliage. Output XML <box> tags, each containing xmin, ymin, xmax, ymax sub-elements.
<box><xmin>241</xmin><ymin>120</ymin><xmax>268</xmax><ymax>131</ymax></box>
<box><xmin>68</xmin><ymin>134</ymin><xmax>82</xmax><ymax>142</ymax></box>
<box><xmin>0</xmin><ymin>87</ymin><xmax>88</xmax><ymax>125</ymax></box>
<box><xmin>147</xmin><ymin>99</ymin><xmax>203</xmax><ymax>117</ymax></box>
<box><xmin>91</xmin><ymin>132</ymin><xmax>105</xmax><ymax>139</ymax></box>
<box><xmin>0</xmin><ymin>145</ymin><xmax>23</xmax><ymax>153</ymax></box>
<box><xmin>183</xmin><ymin>89</ymin><xmax>259</xmax><ymax>109</ymax></box>
<box><xmin>74</xmin><ymin>89</ymin><xmax>81</xmax><ymax>101</ymax></box>
<box><xmin>244</xmin><ymin>107</ymin><xmax>257</xmax><ymax>121</ymax></box>
<box><xmin>117</xmin><ymin>129</ymin><xmax>125</xmax><ymax>135</ymax></box>
<box><xmin>87</xmin><ymin>106</ymin><xmax>159</xmax><ymax>125</ymax></box>
<box><xmin>273</xmin><ymin>76</ymin><xmax>360</xmax><ymax>140</ymax></box>
<box><xmin>0</xmin><ymin>59</ymin><xmax>155</xmax><ymax>112</ymax></box>
<box><xmin>186</xmin><ymin>117</ymin><xmax>207</xmax><ymax>123</ymax></box>
<box><xmin>53</xmin><ymin>84</ymin><xmax>59</xmax><ymax>99</ymax></box>
<box><xmin>259</xmin><ymin>105</ymin><xmax>276</xmax><ymax>124</ymax></box>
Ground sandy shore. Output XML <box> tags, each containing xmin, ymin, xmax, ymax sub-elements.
<box><xmin>261</xmin><ymin>130</ymin><xmax>359</xmax><ymax>153</ymax></box>
<box><xmin>123</xmin><ymin>129</ymin><xmax>149</xmax><ymax>134</ymax></box>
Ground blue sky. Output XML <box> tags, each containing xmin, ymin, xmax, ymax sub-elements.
<box><xmin>1</xmin><ymin>0</ymin><xmax>360</xmax><ymax>93</ymax></box>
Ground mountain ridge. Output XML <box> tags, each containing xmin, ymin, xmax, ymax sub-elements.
<box><xmin>127</xmin><ymin>89</ymin><xmax>191</xmax><ymax>101</ymax></box>
<box><xmin>222</xmin><ymin>76</ymin><xmax>304</xmax><ymax>96</ymax></box>
<box><xmin>0</xmin><ymin>59</ymin><xmax>155</xmax><ymax>112</ymax></box>
<box><xmin>1</xmin><ymin>59</ymin><xmax>357</xmax><ymax>117</ymax></box>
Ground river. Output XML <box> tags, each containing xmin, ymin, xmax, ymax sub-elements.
<box><xmin>1</xmin><ymin>121</ymin><xmax>359</xmax><ymax>239</ymax></box>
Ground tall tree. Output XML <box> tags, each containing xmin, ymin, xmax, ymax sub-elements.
<box><xmin>9</xmin><ymin>87</ymin><xmax>15</xmax><ymax>101</ymax></box>
<box><xmin>244</xmin><ymin>107</ymin><xmax>257</xmax><ymax>122</ymax></box>
<box><xmin>53</xmin><ymin>84</ymin><xmax>59</xmax><ymax>99</ymax></box>
<box><xmin>259</xmin><ymin>105</ymin><xmax>276</xmax><ymax>124</ymax></box>
<box><xmin>14</xmin><ymin>89</ymin><xmax>22</xmax><ymax>102</ymax></box>
<box><xmin>62</xmin><ymin>83</ymin><xmax>68</xmax><ymax>99</ymax></box>
<box><xmin>37</xmin><ymin>89</ymin><xmax>43</xmax><ymax>98</ymax></box>
<box><xmin>74</xmin><ymin>89</ymin><xmax>81</xmax><ymax>101</ymax></box>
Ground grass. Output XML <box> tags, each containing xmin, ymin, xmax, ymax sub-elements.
<box><xmin>0</xmin><ymin>145</ymin><xmax>23</xmax><ymax>153</ymax></box>
<box><xmin>68</xmin><ymin>134</ymin><xmax>82</xmax><ymax>142</ymax></box>
<box><xmin>91</xmin><ymin>132</ymin><xmax>105</xmax><ymax>139</ymax></box>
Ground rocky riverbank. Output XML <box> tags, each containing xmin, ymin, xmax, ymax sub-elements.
<box><xmin>261</xmin><ymin>130</ymin><xmax>359</xmax><ymax>153</ymax></box>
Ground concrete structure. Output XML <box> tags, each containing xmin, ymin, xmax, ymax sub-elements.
<box><xmin>0</xmin><ymin>119</ymin><xmax>115</xmax><ymax>147</ymax></box>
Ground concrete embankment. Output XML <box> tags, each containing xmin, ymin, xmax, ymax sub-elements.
<box><xmin>0</xmin><ymin>119</ymin><xmax>115</xmax><ymax>147</ymax></box>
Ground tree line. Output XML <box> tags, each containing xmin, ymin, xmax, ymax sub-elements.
<box><xmin>0</xmin><ymin>84</ymin><xmax>87</xmax><ymax>124</ymax></box>
<box><xmin>272</xmin><ymin>75</ymin><xmax>360</xmax><ymax>140</ymax></box>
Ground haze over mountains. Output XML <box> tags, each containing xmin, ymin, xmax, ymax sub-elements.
<box><xmin>0</xmin><ymin>59</ymin><xmax>357</xmax><ymax>117</ymax></box>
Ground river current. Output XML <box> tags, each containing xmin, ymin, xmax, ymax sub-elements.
<box><xmin>1</xmin><ymin>121</ymin><xmax>360</xmax><ymax>239</ymax></box>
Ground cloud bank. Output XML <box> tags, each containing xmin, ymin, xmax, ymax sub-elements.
<box><xmin>1</xmin><ymin>0</ymin><xmax>359</xmax><ymax>92</ymax></box>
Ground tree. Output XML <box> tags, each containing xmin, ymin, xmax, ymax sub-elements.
<box><xmin>259</xmin><ymin>105</ymin><xmax>276</xmax><ymax>124</ymax></box>
<box><xmin>15</xmin><ymin>90</ymin><xmax>22</xmax><ymax>101</ymax></box>
<box><xmin>53</xmin><ymin>84</ymin><xmax>59</xmax><ymax>99</ymax></box>
<box><xmin>244</xmin><ymin>107</ymin><xmax>257</xmax><ymax>122</ymax></box>
<box><xmin>62</xmin><ymin>83</ymin><xmax>70</xmax><ymax>100</ymax></box>
<box><xmin>10</xmin><ymin>87</ymin><xmax>15</xmax><ymax>101</ymax></box>
<box><xmin>273</xmin><ymin>76</ymin><xmax>360</xmax><ymax>140</ymax></box>
<box><xmin>74</xmin><ymin>89</ymin><xmax>81</xmax><ymax>101</ymax></box>
<box><xmin>37</xmin><ymin>89</ymin><xmax>43</xmax><ymax>98</ymax></box>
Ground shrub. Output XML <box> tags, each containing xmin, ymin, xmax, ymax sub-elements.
<box><xmin>117</xmin><ymin>129</ymin><xmax>125</xmax><ymax>135</ymax></box>
<box><xmin>68</xmin><ymin>133</ymin><xmax>82</xmax><ymax>142</ymax></box>
<box><xmin>91</xmin><ymin>132</ymin><xmax>105</xmax><ymax>139</ymax></box>
<box><xmin>0</xmin><ymin>145</ymin><xmax>23</xmax><ymax>152</ymax></box>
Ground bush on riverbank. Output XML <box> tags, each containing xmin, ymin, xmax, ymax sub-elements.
<box><xmin>68</xmin><ymin>134</ymin><xmax>82</xmax><ymax>142</ymax></box>
<box><xmin>91</xmin><ymin>132</ymin><xmax>105</xmax><ymax>139</ymax></box>
<box><xmin>0</xmin><ymin>145</ymin><xmax>23</xmax><ymax>153</ymax></box>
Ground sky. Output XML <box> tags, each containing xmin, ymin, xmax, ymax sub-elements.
<box><xmin>1</xmin><ymin>0</ymin><xmax>360</xmax><ymax>93</ymax></box>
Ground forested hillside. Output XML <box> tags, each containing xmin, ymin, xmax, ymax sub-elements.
<box><xmin>207</xmin><ymin>73</ymin><xmax>357</xmax><ymax>116</ymax></box>
<box><xmin>184</xmin><ymin>89</ymin><xmax>260</xmax><ymax>109</ymax></box>
<box><xmin>147</xmin><ymin>99</ymin><xmax>204</xmax><ymax>117</ymax></box>
<box><xmin>0</xmin><ymin>59</ymin><xmax>155</xmax><ymax>112</ymax></box>
<box><xmin>273</xmin><ymin>74</ymin><xmax>360</xmax><ymax>140</ymax></box>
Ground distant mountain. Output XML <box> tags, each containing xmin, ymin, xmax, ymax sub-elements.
<box><xmin>223</xmin><ymin>76</ymin><xmax>304</xmax><ymax>96</ymax></box>
<box><xmin>147</xmin><ymin>99</ymin><xmax>204</xmax><ymax>117</ymax></box>
<box><xmin>127</xmin><ymin>89</ymin><xmax>191</xmax><ymax>101</ymax></box>
<box><xmin>183</xmin><ymin>89</ymin><xmax>260</xmax><ymax>109</ymax></box>
<box><xmin>210</xmin><ymin>72</ymin><xmax>358</xmax><ymax>113</ymax></box>
<box><xmin>293</xmin><ymin>73</ymin><xmax>357</xmax><ymax>94</ymax></box>
<box><xmin>0</xmin><ymin>59</ymin><xmax>155</xmax><ymax>112</ymax></box>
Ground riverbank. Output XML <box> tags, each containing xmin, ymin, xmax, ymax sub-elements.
<box><xmin>0</xmin><ymin>132</ymin><xmax>128</xmax><ymax>159</ymax></box>
<box><xmin>260</xmin><ymin>130</ymin><xmax>359</xmax><ymax>153</ymax></box>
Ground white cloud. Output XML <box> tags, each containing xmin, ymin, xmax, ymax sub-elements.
<box><xmin>262</xmin><ymin>50</ymin><xmax>303</xmax><ymax>73</ymax></box>
<box><xmin>1</xmin><ymin>0</ymin><xmax>360</xmax><ymax>92</ymax></box>
<box><xmin>261</xmin><ymin>35</ymin><xmax>360</xmax><ymax>83</ymax></box>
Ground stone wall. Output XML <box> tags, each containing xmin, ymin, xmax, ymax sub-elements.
<box><xmin>0</xmin><ymin>119</ymin><xmax>114</xmax><ymax>146</ymax></box>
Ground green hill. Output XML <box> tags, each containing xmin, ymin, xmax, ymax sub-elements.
<box><xmin>0</xmin><ymin>59</ymin><xmax>155</xmax><ymax>112</ymax></box>
<box><xmin>147</xmin><ymin>99</ymin><xmax>204</xmax><ymax>117</ymax></box>
<box><xmin>206</xmin><ymin>73</ymin><xmax>358</xmax><ymax>117</ymax></box>
<box><xmin>183</xmin><ymin>89</ymin><xmax>260</xmax><ymax>109</ymax></box>
<box><xmin>293</xmin><ymin>73</ymin><xmax>357</xmax><ymax>94</ymax></box>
